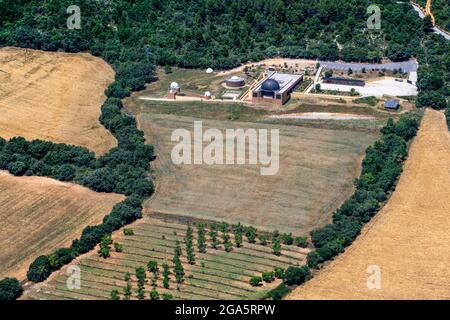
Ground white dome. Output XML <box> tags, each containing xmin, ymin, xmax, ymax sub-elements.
<box><xmin>230</xmin><ymin>76</ymin><xmax>240</xmax><ymax>80</ymax></box>
<box><xmin>204</xmin><ymin>91</ymin><xmax>211</xmax><ymax>97</ymax></box>
<box><xmin>170</xmin><ymin>82</ymin><xmax>180</xmax><ymax>90</ymax></box>
<box><xmin>206</xmin><ymin>68</ymin><xmax>213</xmax><ymax>73</ymax></box>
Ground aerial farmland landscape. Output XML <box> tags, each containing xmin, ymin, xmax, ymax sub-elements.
<box><xmin>0</xmin><ymin>0</ymin><xmax>449</xmax><ymax>312</ymax></box>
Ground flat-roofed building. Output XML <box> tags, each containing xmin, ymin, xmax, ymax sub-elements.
<box><xmin>252</xmin><ymin>72</ymin><xmax>303</xmax><ymax>106</ymax></box>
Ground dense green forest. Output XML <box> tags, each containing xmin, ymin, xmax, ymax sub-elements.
<box><xmin>0</xmin><ymin>0</ymin><xmax>448</xmax><ymax>300</ymax></box>
<box><xmin>0</xmin><ymin>0</ymin><xmax>448</xmax><ymax>108</ymax></box>
<box><xmin>0</xmin><ymin>0</ymin><xmax>438</xmax><ymax>65</ymax></box>
<box><xmin>432</xmin><ymin>0</ymin><xmax>450</xmax><ymax>31</ymax></box>
<box><xmin>418</xmin><ymin>0</ymin><xmax>450</xmax><ymax>31</ymax></box>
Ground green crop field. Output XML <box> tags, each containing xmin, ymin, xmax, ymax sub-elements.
<box><xmin>24</xmin><ymin>216</ymin><xmax>310</xmax><ymax>300</ymax></box>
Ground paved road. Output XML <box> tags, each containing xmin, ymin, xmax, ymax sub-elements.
<box><xmin>319</xmin><ymin>60</ymin><xmax>418</xmax><ymax>73</ymax></box>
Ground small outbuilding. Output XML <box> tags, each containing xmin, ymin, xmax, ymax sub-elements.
<box><xmin>385</xmin><ymin>99</ymin><xmax>400</xmax><ymax>110</ymax></box>
<box><xmin>225</xmin><ymin>76</ymin><xmax>245</xmax><ymax>88</ymax></box>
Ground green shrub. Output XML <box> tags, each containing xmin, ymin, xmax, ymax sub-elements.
<box><xmin>262</xmin><ymin>271</ymin><xmax>274</xmax><ymax>283</ymax></box>
<box><xmin>0</xmin><ymin>278</ymin><xmax>23</xmax><ymax>300</ymax></box>
<box><xmin>294</xmin><ymin>236</ymin><xmax>308</xmax><ymax>248</ymax></box>
<box><xmin>267</xmin><ymin>283</ymin><xmax>290</xmax><ymax>300</ymax></box>
<box><xmin>249</xmin><ymin>276</ymin><xmax>263</xmax><ymax>287</ymax></box>
<box><xmin>27</xmin><ymin>256</ymin><xmax>52</xmax><ymax>282</ymax></box>
<box><xmin>283</xmin><ymin>266</ymin><xmax>311</xmax><ymax>286</ymax></box>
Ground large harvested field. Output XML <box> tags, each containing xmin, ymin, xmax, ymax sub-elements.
<box><xmin>0</xmin><ymin>171</ymin><xmax>124</xmax><ymax>280</ymax></box>
<box><xmin>127</xmin><ymin>101</ymin><xmax>378</xmax><ymax>235</ymax></box>
<box><xmin>0</xmin><ymin>47</ymin><xmax>116</xmax><ymax>155</ymax></box>
<box><xmin>24</xmin><ymin>216</ymin><xmax>310</xmax><ymax>300</ymax></box>
<box><xmin>289</xmin><ymin>109</ymin><xmax>450</xmax><ymax>299</ymax></box>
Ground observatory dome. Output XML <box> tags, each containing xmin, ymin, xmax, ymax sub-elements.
<box><xmin>261</xmin><ymin>79</ymin><xmax>280</xmax><ymax>92</ymax></box>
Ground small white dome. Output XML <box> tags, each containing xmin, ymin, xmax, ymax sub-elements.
<box><xmin>230</xmin><ymin>76</ymin><xmax>240</xmax><ymax>80</ymax></box>
<box><xmin>206</xmin><ymin>68</ymin><xmax>213</xmax><ymax>73</ymax></box>
<box><xmin>170</xmin><ymin>82</ymin><xmax>180</xmax><ymax>90</ymax></box>
<box><xmin>204</xmin><ymin>91</ymin><xmax>211</xmax><ymax>97</ymax></box>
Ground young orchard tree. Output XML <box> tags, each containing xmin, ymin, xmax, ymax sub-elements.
<box><xmin>208</xmin><ymin>230</ymin><xmax>220</xmax><ymax>249</ymax></box>
<box><xmin>244</xmin><ymin>226</ymin><xmax>257</xmax><ymax>243</ymax></box>
<box><xmin>150</xmin><ymin>287</ymin><xmax>160</xmax><ymax>300</ymax></box>
<box><xmin>233</xmin><ymin>223</ymin><xmax>243</xmax><ymax>248</ymax></box>
<box><xmin>123</xmin><ymin>272</ymin><xmax>132</xmax><ymax>300</ymax></box>
<box><xmin>249</xmin><ymin>276</ymin><xmax>263</xmax><ymax>287</ymax></box>
<box><xmin>162</xmin><ymin>263</ymin><xmax>170</xmax><ymax>289</ymax></box>
<box><xmin>272</xmin><ymin>239</ymin><xmax>282</xmax><ymax>256</ymax></box>
<box><xmin>197</xmin><ymin>223</ymin><xmax>207</xmax><ymax>253</ymax></box>
<box><xmin>222</xmin><ymin>233</ymin><xmax>233</xmax><ymax>252</ymax></box>
<box><xmin>110</xmin><ymin>289</ymin><xmax>120</xmax><ymax>300</ymax></box>
<box><xmin>147</xmin><ymin>260</ymin><xmax>158</xmax><ymax>273</ymax></box>
<box><xmin>185</xmin><ymin>225</ymin><xmax>195</xmax><ymax>265</ymax></box>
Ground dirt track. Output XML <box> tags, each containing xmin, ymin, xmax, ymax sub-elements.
<box><xmin>0</xmin><ymin>47</ymin><xmax>116</xmax><ymax>155</ymax></box>
<box><xmin>289</xmin><ymin>109</ymin><xmax>450</xmax><ymax>299</ymax></box>
<box><xmin>0</xmin><ymin>171</ymin><xmax>124</xmax><ymax>280</ymax></box>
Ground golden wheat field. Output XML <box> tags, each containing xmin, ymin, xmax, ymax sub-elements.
<box><xmin>0</xmin><ymin>47</ymin><xmax>116</xmax><ymax>155</ymax></box>
<box><xmin>0</xmin><ymin>171</ymin><xmax>124</xmax><ymax>281</ymax></box>
<box><xmin>289</xmin><ymin>109</ymin><xmax>450</xmax><ymax>299</ymax></box>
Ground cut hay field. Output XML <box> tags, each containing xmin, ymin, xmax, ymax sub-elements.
<box><xmin>127</xmin><ymin>101</ymin><xmax>378</xmax><ymax>235</ymax></box>
<box><xmin>24</xmin><ymin>216</ymin><xmax>309</xmax><ymax>300</ymax></box>
<box><xmin>0</xmin><ymin>171</ymin><xmax>124</xmax><ymax>281</ymax></box>
<box><xmin>289</xmin><ymin>109</ymin><xmax>450</xmax><ymax>299</ymax></box>
<box><xmin>0</xmin><ymin>47</ymin><xmax>116</xmax><ymax>155</ymax></box>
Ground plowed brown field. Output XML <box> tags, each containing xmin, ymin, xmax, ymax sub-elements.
<box><xmin>0</xmin><ymin>47</ymin><xmax>116</xmax><ymax>155</ymax></box>
<box><xmin>289</xmin><ymin>109</ymin><xmax>450</xmax><ymax>299</ymax></box>
<box><xmin>0</xmin><ymin>171</ymin><xmax>124</xmax><ymax>280</ymax></box>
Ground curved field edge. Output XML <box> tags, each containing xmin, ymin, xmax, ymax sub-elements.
<box><xmin>289</xmin><ymin>109</ymin><xmax>450</xmax><ymax>299</ymax></box>
<box><xmin>0</xmin><ymin>47</ymin><xmax>117</xmax><ymax>155</ymax></box>
<box><xmin>0</xmin><ymin>44</ymin><xmax>156</xmax><ymax>288</ymax></box>
<box><xmin>0</xmin><ymin>171</ymin><xmax>124</xmax><ymax>280</ymax></box>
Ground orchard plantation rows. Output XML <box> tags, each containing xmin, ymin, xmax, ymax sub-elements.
<box><xmin>0</xmin><ymin>0</ymin><xmax>449</xmax><ymax>300</ymax></box>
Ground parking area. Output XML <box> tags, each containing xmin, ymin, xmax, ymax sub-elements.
<box><xmin>319</xmin><ymin>79</ymin><xmax>418</xmax><ymax>97</ymax></box>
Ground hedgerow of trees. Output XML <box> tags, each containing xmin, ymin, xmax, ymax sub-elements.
<box><xmin>306</xmin><ymin>111</ymin><xmax>423</xmax><ymax>270</ymax></box>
